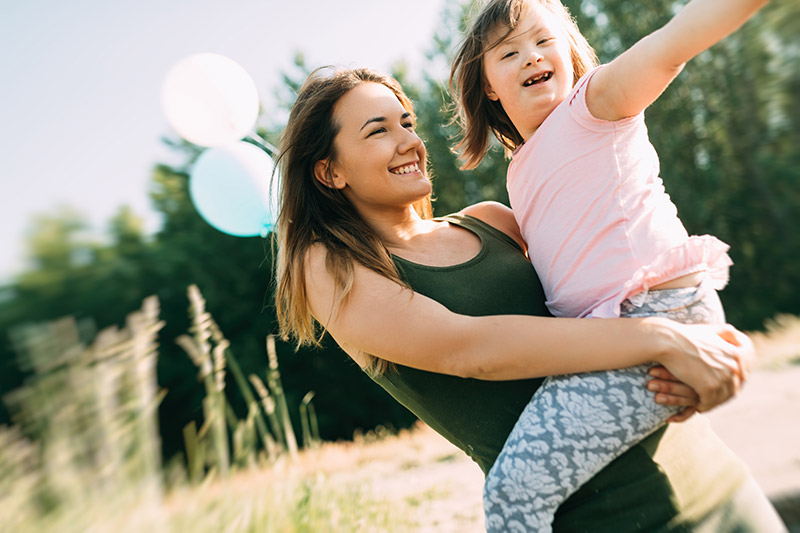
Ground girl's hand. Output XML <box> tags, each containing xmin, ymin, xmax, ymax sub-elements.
<box><xmin>648</xmin><ymin>366</ymin><xmax>699</xmax><ymax>423</ymax></box>
<box><xmin>653</xmin><ymin>320</ymin><xmax>753</xmax><ymax>412</ymax></box>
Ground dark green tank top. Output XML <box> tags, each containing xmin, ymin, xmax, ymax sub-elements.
<box><xmin>373</xmin><ymin>213</ymin><xmax>550</xmax><ymax>473</ymax></box>
<box><xmin>370</xmin><ymin>213</ymin><xmax>749</xmax><ymax>531</ymax></box>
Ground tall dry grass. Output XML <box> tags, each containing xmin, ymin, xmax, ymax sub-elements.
<box><xmin>750</xmin><ymin>314</ymin><xmax>800</xmax><ymax>369</ymax></box>
<box><xmin>0</xmin><ymin>287</ymin><xmax>404</xmax><ymax>532</ymax></box>
<box><xmin>1</xmin><ymin>288</ymin><xmax>796</xmax><ymax>532</ymax></box>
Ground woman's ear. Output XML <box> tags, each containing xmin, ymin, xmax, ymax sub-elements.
<box><xmin>314</xmin><ymin>159</ymin><xmax>346</xmax><ymax>189</ymax></box>
<box><xmin>485</xmin><ymin>84</ymin><xmax>499</xmax><ymax>102</ymax></box>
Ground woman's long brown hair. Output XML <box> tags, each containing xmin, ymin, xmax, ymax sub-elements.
<box><xmin>274</xmin><ymin>67</ymin><xmax>432</xmax><ymax>375</ymax></box>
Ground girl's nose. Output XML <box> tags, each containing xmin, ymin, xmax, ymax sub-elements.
<box><xmin>525</xmin><ymin>48</ymin><xmax>543</xmax><ymax>67</ymax></box>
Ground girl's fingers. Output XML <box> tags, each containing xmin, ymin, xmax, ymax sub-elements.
<box><xmin>649</xmin><ymin>379</ymin><xmax>699</xmax><ymax>405</ymax></box>
<box><xmin>667</xmin><ymin>406</ymin><xmax>697</xmax><ymax>423</ymax></box>
<box><xmin>648</xmin><ymin>365</ymin><xmax>678</xmax><ymax>381</ymax></box>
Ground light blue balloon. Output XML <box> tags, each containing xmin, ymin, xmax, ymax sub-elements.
<box><xmin>189</xmin><ymin>141</ymin><xmax>279</xmax><ymax>237</ymax></box>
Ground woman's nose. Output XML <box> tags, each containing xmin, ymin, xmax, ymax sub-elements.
<box><xmin>398</xmin><ymin>129</ymin><xmax>422</xmax><ymax>153</ymax></box>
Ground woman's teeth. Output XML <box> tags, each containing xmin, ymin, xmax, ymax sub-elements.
<box><xmin>391</xmin><ymin>163</ymin><xmax>419</xmax><ymax>175</ymax></box>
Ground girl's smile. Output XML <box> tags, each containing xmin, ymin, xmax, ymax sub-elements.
<box><xmin>523</xmin><ymin>70</ymin><xmax>553</xmax><ymax>86</ymax></box>
<box><xmin>483</xmin><ymin>3</ymin><xmax>574</xmax><ymax>140</ymax></box>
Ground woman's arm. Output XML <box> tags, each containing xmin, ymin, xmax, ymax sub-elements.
<box><xmin>304</xmin><ymin>243</ymin><xmax>750</xmax><ymax>412</ymax></box>
<box><xmin>460</xmin><ymin>201</ymin><xmax>722</xmax><ymax>416</ymax></box>
<box><xmin>588</xmin><ymin>0</ymin><xmax>769</xmax><ymax>121</ymax></box>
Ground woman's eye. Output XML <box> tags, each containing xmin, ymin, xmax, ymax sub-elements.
<box><xmin>367</xmin><ymin>127</ymin><xmax>387</xmax><ymax>137</ymax></box>
<box><xmin>403</xmin><ymin>122</ymin><xmax>414</xmax><ymax>129</ymax></box>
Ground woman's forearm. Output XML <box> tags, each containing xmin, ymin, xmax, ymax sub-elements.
<box><xmin>450</xmin><ymin>313</ymin><xmax>749</xmax><ymax>412</ymax></box>
<box><xmin>449</xmin><ymin>315</ymin><xmax>673</xmax><ymax>380</ymax></box>
<box><xmin>310</xmin><ymin>251</ymin><xmax>748</xmax><ymax>409</ymax></box>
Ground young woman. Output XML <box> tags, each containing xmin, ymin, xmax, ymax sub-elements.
<box><xmin>274</xmin><ymin>67</ymin><xmax>782</xmax><ymax>531</ymax></box>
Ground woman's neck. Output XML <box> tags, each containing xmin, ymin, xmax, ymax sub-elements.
<box><xmin>366</xmin><ymin>207</ymin><xmax>436</xmax><ymax>252</ymax></box>
<box><xmin>368</xmin><ymin>209</ymin><xmax>483</xmax><ymax>267</ymax></box>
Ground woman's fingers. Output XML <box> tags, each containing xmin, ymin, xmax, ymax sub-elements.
<box><xmin>730</xmin><ymin>327</ymin><xmax>755</xmax><ymax>380</ymax></box>
<box><xmin>714</xmin><ymin>325</ymin><xmax>750</xmax><ymax>375</ymax></box>
<box><xmin>695</xmin><ymin>325</ymin><xmax>748</xmax><ymax>409</ymax></box>
<box><xmin>657</xmin><ymin>321</ymin><xmax>751</xmax><ymax>412</ymax></box>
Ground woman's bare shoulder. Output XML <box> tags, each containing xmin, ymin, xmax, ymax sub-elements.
<box><xmin>459</xmin><ymin>201</ymin><xmax>526</xmax><ymax>252</ymax></box>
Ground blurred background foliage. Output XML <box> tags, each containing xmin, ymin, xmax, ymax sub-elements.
<box><xmin>1</xmin><ymin>0</ymin><xmax>798</xmax><ymax>464</ymax></box>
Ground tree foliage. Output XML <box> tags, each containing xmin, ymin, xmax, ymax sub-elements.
<box><xmin>0</xmin><ymin>0</ymin><xmax>797</xmax><ymax>459</ymax></box>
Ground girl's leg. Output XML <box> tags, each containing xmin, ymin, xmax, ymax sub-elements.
<box><xmin>484</xmin><ymin>283</ymin><xmax>725</xmax><ymax>533</ymax></box>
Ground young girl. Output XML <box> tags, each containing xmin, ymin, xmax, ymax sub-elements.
<box><xmin>451</xmin><ymin>0</ymin><xmax>769</xmax><ymax>531</ymax></box>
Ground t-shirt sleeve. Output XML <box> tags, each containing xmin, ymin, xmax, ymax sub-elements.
<box><xmin>567</xmin><ymin>64</ymin><xmax>644</xmax><ymax>133</ymax></box>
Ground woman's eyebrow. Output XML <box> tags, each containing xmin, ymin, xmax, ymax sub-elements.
<box><xmin>360</xmin><ymin>112</ymin><xmax>412</xmax><ymax>131</ymax></box>
<box><xmin>360</xmin><ymin>116</ymin><xmax>386</xmax><ymax>131</ymax></box>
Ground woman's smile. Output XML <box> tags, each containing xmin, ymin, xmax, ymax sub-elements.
<box><xmin>390</xmin><ymin>162</ymin><xmax>421</xmax><ymax>175</ymax></box>
<box><xmin>329</xmin><ymin>82</ymin><xmax>430</xmax><ymax>210</ymax></box>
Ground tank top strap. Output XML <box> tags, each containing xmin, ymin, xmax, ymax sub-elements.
<box><xmin>438</xmin><ymin>213</ymin><xmax>524</xmax><ymax>254</ymax></box>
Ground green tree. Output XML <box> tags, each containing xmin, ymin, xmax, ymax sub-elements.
<box><xmin>566</xmin><ymin>0</ymin><xmax>800</xmax><ymax>327</ymax></box>
<box><xmin>407</xmin><ymin>0</ymin><xmax>799</xmax><ymax>329</ymax></box>
<box><xmin>2</xmin><ymin>0</ymin><xmax>796</xmax><ymax>459</ymax></box>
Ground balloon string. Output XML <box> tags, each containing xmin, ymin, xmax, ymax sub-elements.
<box><xmin>247</xmin><ymin>132</ymin><xmax>278</xmax><ymax>156</ymax></box>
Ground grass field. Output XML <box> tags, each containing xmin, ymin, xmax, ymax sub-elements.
<box><xmin>1</xmin><ymin>295</ymin><xmax>797</xmax><ymax>532</ymax></box>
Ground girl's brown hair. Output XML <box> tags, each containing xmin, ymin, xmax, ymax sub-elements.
<box><xmin>274</xmin><ymin>67</ymin><xmax>432</xmax><ymax>375</ymax></box>
<box><xmin>450</xmin><ymin>0</ymin><xmax>598</xmax><ymax>169</ymax></box>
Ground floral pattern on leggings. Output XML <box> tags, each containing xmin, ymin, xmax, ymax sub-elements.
<box><xmin>484</xmin><ymin>283</ymin><xmax>725</xmax><ymax>533</ymax></box>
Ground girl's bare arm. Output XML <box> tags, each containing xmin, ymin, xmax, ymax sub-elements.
<box><xmin>588</xmin><ymin>0</ymin><xmax>768</xmax><ymax>121</ymax></box>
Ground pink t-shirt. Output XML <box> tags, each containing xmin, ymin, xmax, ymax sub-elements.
<box><xmin>507</xmin><ymin>66</ymin><xmax>731</xmax><ymax>318</ymax></box>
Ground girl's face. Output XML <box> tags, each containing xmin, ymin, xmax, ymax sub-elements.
<box><xmin>483</xmin><ymin>2</ymin><xmax>574</xmax><ymax>140</ymax></box>
<box><xmin>323</xmin><ymin>82</ymin><xmax>430</xmax><ymax>216</ymax></box>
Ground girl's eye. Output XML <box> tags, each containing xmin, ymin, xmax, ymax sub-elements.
<box><xmin>501</xmin><ymin>50</ymin><xmax>516</xmax><ymax>60</ymax></box>
<box><xmin>537</xmin><ymin>37</ymin><xmax>554</xmax><ymax>45</ymax></box>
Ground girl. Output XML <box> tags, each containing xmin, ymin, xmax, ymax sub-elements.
<box><xmin>450</xmin><ymin>0</ymin><xmax>771</xmax><ymax>531</ymax></box>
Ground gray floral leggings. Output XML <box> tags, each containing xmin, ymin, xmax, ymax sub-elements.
<box><xmin>484</xmin><ymin>282</ymin><xmax>725</xmax><ymax>533</ymax></box>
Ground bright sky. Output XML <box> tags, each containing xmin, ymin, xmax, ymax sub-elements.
<box><xmin>0</xmin><ymin>0</ymin><xmax>451</xmax><ymax>282</ymax></box>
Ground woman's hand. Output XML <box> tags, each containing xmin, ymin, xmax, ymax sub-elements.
<box><xmin>651</xmin><ymin>319</ymin><xmax>754</xmax><ymax>412</ymax></box>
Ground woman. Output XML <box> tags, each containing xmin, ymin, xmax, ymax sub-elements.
<box><xmin>274</xmin><ymin>67</ymin><xmax>782</xmax><ymax>531</ymax></box>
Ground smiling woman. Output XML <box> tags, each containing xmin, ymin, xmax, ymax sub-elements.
<box><xmin>273</xmin><ymin>66</ymin><xmax>783</xmax><ymax>531</ymax></box>
<box><xmin>312</xmin><ymin>82</ymin><xmax>431</xmax><ymax>224</ymax></box>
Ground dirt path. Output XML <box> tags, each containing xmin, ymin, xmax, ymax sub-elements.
<box><xmin>338</xmin><ymin>365</ymin><xmax>800</xmax><ymax>531</ymax></box>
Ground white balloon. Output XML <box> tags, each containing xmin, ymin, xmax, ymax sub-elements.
<box><xmin>161</xmin><ymin>53</ymin><xmax>260</xmax><ymax>147</ymax></box>
<box><xmin>189</xmin><ymin>142</ymin><xmax>278</xmax><ymax>237</ymax></box>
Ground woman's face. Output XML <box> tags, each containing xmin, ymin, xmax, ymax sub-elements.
<box><xmin>324</xmin><ymin>82</ymin><xmax>430</xmax><ymax>214</ymax></box>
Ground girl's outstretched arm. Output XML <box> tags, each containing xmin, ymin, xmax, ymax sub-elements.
<box><xmin>587</xmin><ymin>0</ymin><xmax>769</xmax><ymax>121</ymax></box>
